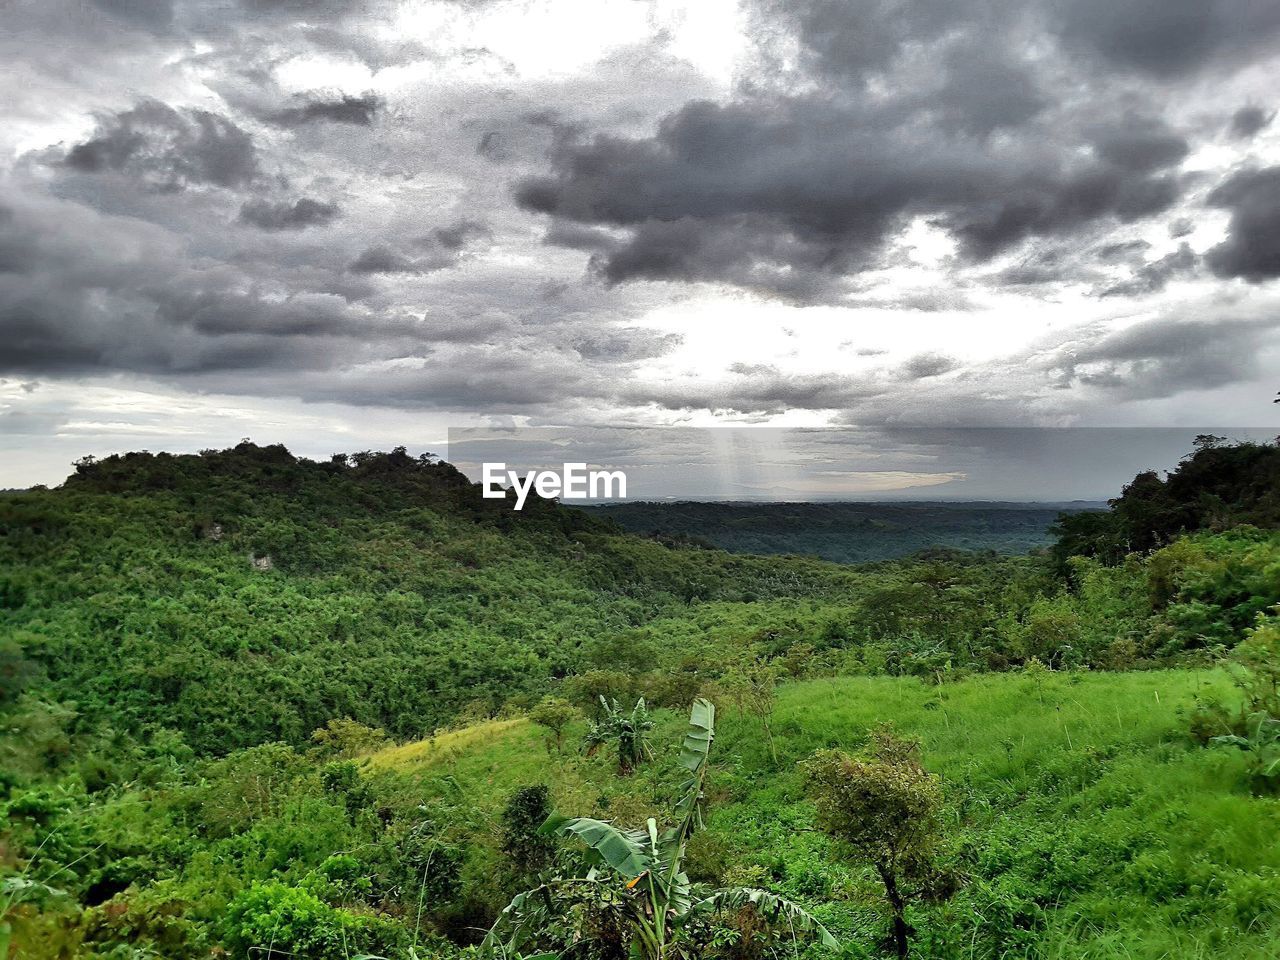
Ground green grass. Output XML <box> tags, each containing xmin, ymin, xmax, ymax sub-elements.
<box><xmin>367</xmin><ymin>718</ymin><xmax>531</xmax><ymax>771</ymax></box>
<box><xmin>370</xmin><ymin>669</ymin><xmax>1279</xmax><ymax>959</ymax></box>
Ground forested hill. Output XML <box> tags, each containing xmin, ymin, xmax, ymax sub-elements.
<box><xmin>2</xmin><ymin>439</ymin><xmax>1278</xmax><ymax>760</ymax></box>
<box><xmin>578</xmin><ymin>500</ymin><xmax>1102</xmax><ymax>562</ymax></box>
<box><xmin>0</xmin><ymin>443</ymin><xmax>877</xmax><ymax>752</ymax></box>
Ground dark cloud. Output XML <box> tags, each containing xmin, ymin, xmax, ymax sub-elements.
<box><xmin>1045</xmin><ymin>315</ymin><xmax>1280</xmax><ymax>398</ymax></box>
<box><xmin>232</xmin><ymin>0</ymin><xmax>371</xmax><ymax>24</ymax></box>
<box><xmin>509</xmin><ymin>0</ymin><xmax>1280</xmax><ymax>301</ymax></box>
<box><xmin>572</xmin><ymin>329</ymin><xmax>683</xmax><ymax>363</ymax></box>
<box><xmin>899</xmin><ymin>353</ymin><xmax>960</xmax><ymax>380</ymax></box>
<box><xmin>1090</xmin><ymin>117</ymin><xmax>1189</xmax><ymax>172</ymax></box>
<box><xmin>348</xmin><ymin>245</ymin><xmax>428</xmax><ymax>274</ymax></box>
<box><xmin>265</xmin><ymin>92</ymin><xmax>382</xmax><ymax>127</ymax></box>
<box><xmin>349</xmin><ymin>222</ymin><xmax>488</xmax><ymax>275</ymax></box>
<box><xmin>4</xmin><ymin>0</ymin><xmax>1279</xmax><ymax>441</ymax></box>
<box><xmin>153</xmin><ymin>288</ymin><xmax>369</xmax><ymax>338</ymax></box>
<box><xmin>1206</xmin><ymin>166</ymin><xmax>1280</xmax><ymax>281</ymax></box>
<box><xmin>1052</xmin><ymin>0</ymin><xmax>1280</xmax><ymax>77</ymax></box>
<box><xmin>1229</xmin><ymin>106</ymin><xmax>1273</xmax><ymax>139</ymax></box>
<box><xmin>1096</xmin><ymin>240</ymin><xmax>1150</xmax><ymax>262</ymax></box>
<box><xmin>757</xmin><ymin>0</ymin><xmax>978</xmax><ymax>83</ymax></box>
<box><xmin>521</xmin><ymin>95</ymin><xmax>1186</xmax><ymax>298</ymax></box>
<box><xmin>64</xmin><ymin>99</ymin><xmax>258</xmax><ymax>190</ymax></box>
<box><xmin>90</xmin><ymin>0</ymin><xmax>173</xmax><ymax>32</ymax></box>
<box><xmin>426</xmin><ymin>219</ymin><xmax>489</xmax><ymax>251</ymax></box>
<box><xmin>543</xmin><ymin>221</ymin><xmax>618</xmax><ymax>251</ymax></box>
<box><xmin>626</xmin><ymin>366</ymin><xmax>887</xmax><ymax>416</ymax></box>
<box><xmin>238</xmin><ymin>197</ymin><xmax>340</xmax><ymax>230</ymax></box>
<box><xmin>953</xmin><ymin>168</ymin><xmax>1181</xmax><ymax>262</ymax></box>
<box><xmin>0</xmin><ymin>195</ymin><xmax>401</xmax><ymax>377</ymax></box>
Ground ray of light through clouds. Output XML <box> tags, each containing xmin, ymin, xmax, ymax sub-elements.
<box><xmin>1</xmin><ymin>0</ymin><xmax>1278</xmax><ymax>492</ymax></box>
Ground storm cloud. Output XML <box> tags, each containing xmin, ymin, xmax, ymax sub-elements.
<box><xmin>1206</xmin><ymin>167</ymin><xmax>1280</xmax><ymax>281</ymax></box>
<box><xmin>64</xmin><ymin>99</ymin><xmax>259</xmax><ymax>190</ymax></box>
<box><xmin>265</xmin><ymin>92</ymin><xmax>383</xmax><ymax>128</ymax></box>
<box><xmin>510</xmin><ymin>0</ymin><xmax>1280</xmax><ymax>303</ymax></box>
<box><xmin>238</xmin><ymin>197</ymin><xmax>341</xmax><ymax>230</ymax></box>
<box><xmin>1</xmin><ymin>0</ymin><xmax>1278</xmax><ymax>485</ymax></box>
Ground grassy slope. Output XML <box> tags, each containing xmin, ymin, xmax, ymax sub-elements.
<box><xmin>369</xmin><ymin>670</ymin><xmax>1278</xmax><ymax>959</ymax></box>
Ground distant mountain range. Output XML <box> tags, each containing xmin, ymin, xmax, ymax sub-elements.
<box><xmin>577</xmin><ymin>500</ymin><xmax>1105</xmax><ymax>563</ymax></box>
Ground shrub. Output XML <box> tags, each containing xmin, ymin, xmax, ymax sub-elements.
<box><xmin>222</xmin><ymin>880</ymin><xmax>405</xmax><ymax>960</ymax></box>
<box><xmin>804</xmin><ymin>728</ymin><xmax>954</xmax><ymax>959</ymax></box>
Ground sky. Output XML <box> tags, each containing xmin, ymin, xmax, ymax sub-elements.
<box><xmin>1</xmin><ymin>0</ymin><xmax>1279</xmax><ymax>493</ymax></box>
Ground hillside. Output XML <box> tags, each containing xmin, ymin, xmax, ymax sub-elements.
<box><xmin>1</xmin><ymin>443</ymin><xmax>1073</xmax><ymax>753</ymax></box>
<box><xmin>2</xmin><ymin>440</ymin><xmax>1279</xmax><ymax>960</ymax></box>
<box><xmin>8</xmin><ymin>670</ymin><xmax>1280</xmax><ymax>959</ymax></box>
<box><xmin>578</xmin><ymin>501</ymin><xmax>1102</xmax><ymax>563</ymax></box>
<box><xmin>365</xmin><ymin>670</ymin><xmax>1279</xmax><ymax>958</ymax></box>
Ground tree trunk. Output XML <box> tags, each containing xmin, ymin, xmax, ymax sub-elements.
<box><xmin>762</xmin><ymin>716</ymin><xmax>778</xmax><ymax>764</ymax></box>
<box><xmin>878</xmin><ymin>864</ymin><xmax>910</xmax><ymax>959</ymax></box>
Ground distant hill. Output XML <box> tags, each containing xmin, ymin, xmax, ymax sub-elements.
<box><xmin>576</xmin><ymin>500</ymin><xmax>1104</xmax><ymax>563</ymax></box>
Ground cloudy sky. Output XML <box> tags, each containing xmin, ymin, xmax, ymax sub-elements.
<box><xmin>2</xmin><ymin>0</ymin><xmax>1279</xmax><ymax>492</ymax></box>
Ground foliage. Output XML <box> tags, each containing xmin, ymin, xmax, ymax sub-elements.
<box><xmin>312</xmin><ymin>717</ymin><xmax>392</xmax><ymax>759</ymax></box>
<box><xmin>714</xmin><ymin>655</ymin><xmax>781</xmax><ymax>764</ymax></box>
<box><xmin>1212</xmin><ymin>712</ymin><xmax>1280</xmax><ymax>792</ymax></box>
<box><xmin>3</xmin><ymin>440</ymin><xmax>1280</xmax><ymax>959</ymax></box>
<box><xmin>528</xmin><ymin>698</ymin><xmax>577</xmax><ymax>754</ymax></box>
<box><xmin>1053</xmin><ymin>438</ymin><xmax>1280</xmax><ymax>566</ymax></box>
<box><xmin>222</xmin><ymin>879</ymin><xmax>406</xmax><ymax>959</ymax></box>
<box><xmin>502</xmin><ymin>786</ymin><xmax>557</xmax><ymax>882</ymax></box>
<box><xmin>584</xmin><ymin>697</ymin><xmax>655</xmax><ymax>776</ymax></box>
<box><xmin>804</xmin><ymin>729</ymin><xmax>952</xmax><ymax>958</ymax></box>
<box><xmin>485</xmin><ymin>699</ymin><xmax>838</xmax><ymax>960</ymax></box>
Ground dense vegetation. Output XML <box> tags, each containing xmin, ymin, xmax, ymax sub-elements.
<box><xmin>578</xmin><ymin>502</ymin><xmax>1096</xmax><ymax>564</ymax></box>
<box><xmin>2</xmin><ymin>439</ymin><xmax>1278</xmax><ymax>959</ymax></box>
<box><xmin>1051</xmin><ymin>436</ymin><xmax>1280</xmax><ymax>566</ymax></box>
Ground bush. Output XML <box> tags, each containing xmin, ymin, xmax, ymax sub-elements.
<box><xmin>222</xmin><ymin>880</ymin><xmax>405</xmax><ymax>960</ymax></box>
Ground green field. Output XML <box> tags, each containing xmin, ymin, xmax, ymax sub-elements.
<box><xmin>359</xmin><ymin>670</ymin><xmax>1276</xmax><ymax>959</ymax></box>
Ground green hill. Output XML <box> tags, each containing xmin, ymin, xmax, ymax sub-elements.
<box><xmin>1</xmin><ymin>441</ymin><xmax>1279</xmax><ymax>959</ymax></box>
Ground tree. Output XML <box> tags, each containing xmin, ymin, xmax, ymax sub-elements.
<box><xmin>718</xmin><ymin>655</ymin><xmax>781</xmax><ymax>764</ymax></box>
<box><xmin>804</xmin><ymin>728</ymin><xmax>951</xmax><ymax>959</ymax></box>
<box><xmin>529</xmin><ymin>697</ymin><xmax>577</xmax><ymax>754</ymax></box>
<box><xmin>502</xmin><ymin>785</ymin><xmax>557</xmax><ymax>881</ymax></box>
<box><xmin>484</xmin><ymin>699</ymin><xmax>839</xmax><ymax>960</ymax></box>
<box><xmin>584</xmin><ymin>696</ymin><xmax>654</xmax><ymax>775</ymax></box>
<box><xmin>1231</xmin><ymin>612</ymin><xmax>1280</xmax><ymax>718</ymax></box>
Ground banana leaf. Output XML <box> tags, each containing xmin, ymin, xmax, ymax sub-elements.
<box><xmin>673</xmin><ymin>698</ymin><xmax>715</xmax><ymax>830</ymax></box>
<box><xmin>541</xmin><ymin>814</ymin><xmax>653</xmax><ymax>879</ymax></box>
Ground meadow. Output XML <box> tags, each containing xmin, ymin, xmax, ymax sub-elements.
<box><xmin>362</xmin><ymin>670</ymin><xmax>1276</xmax><ymax>959</ymax></box>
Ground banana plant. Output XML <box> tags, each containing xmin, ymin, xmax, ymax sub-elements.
<box><xmin>484</xmin><ymin>698</ymin><xmax>839</xmax><ymax>960</ymax></box>
<box><xmin>583</xmin><ymin>696</ymin><xmax>655</xmax><ymax>776</ymax></box>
